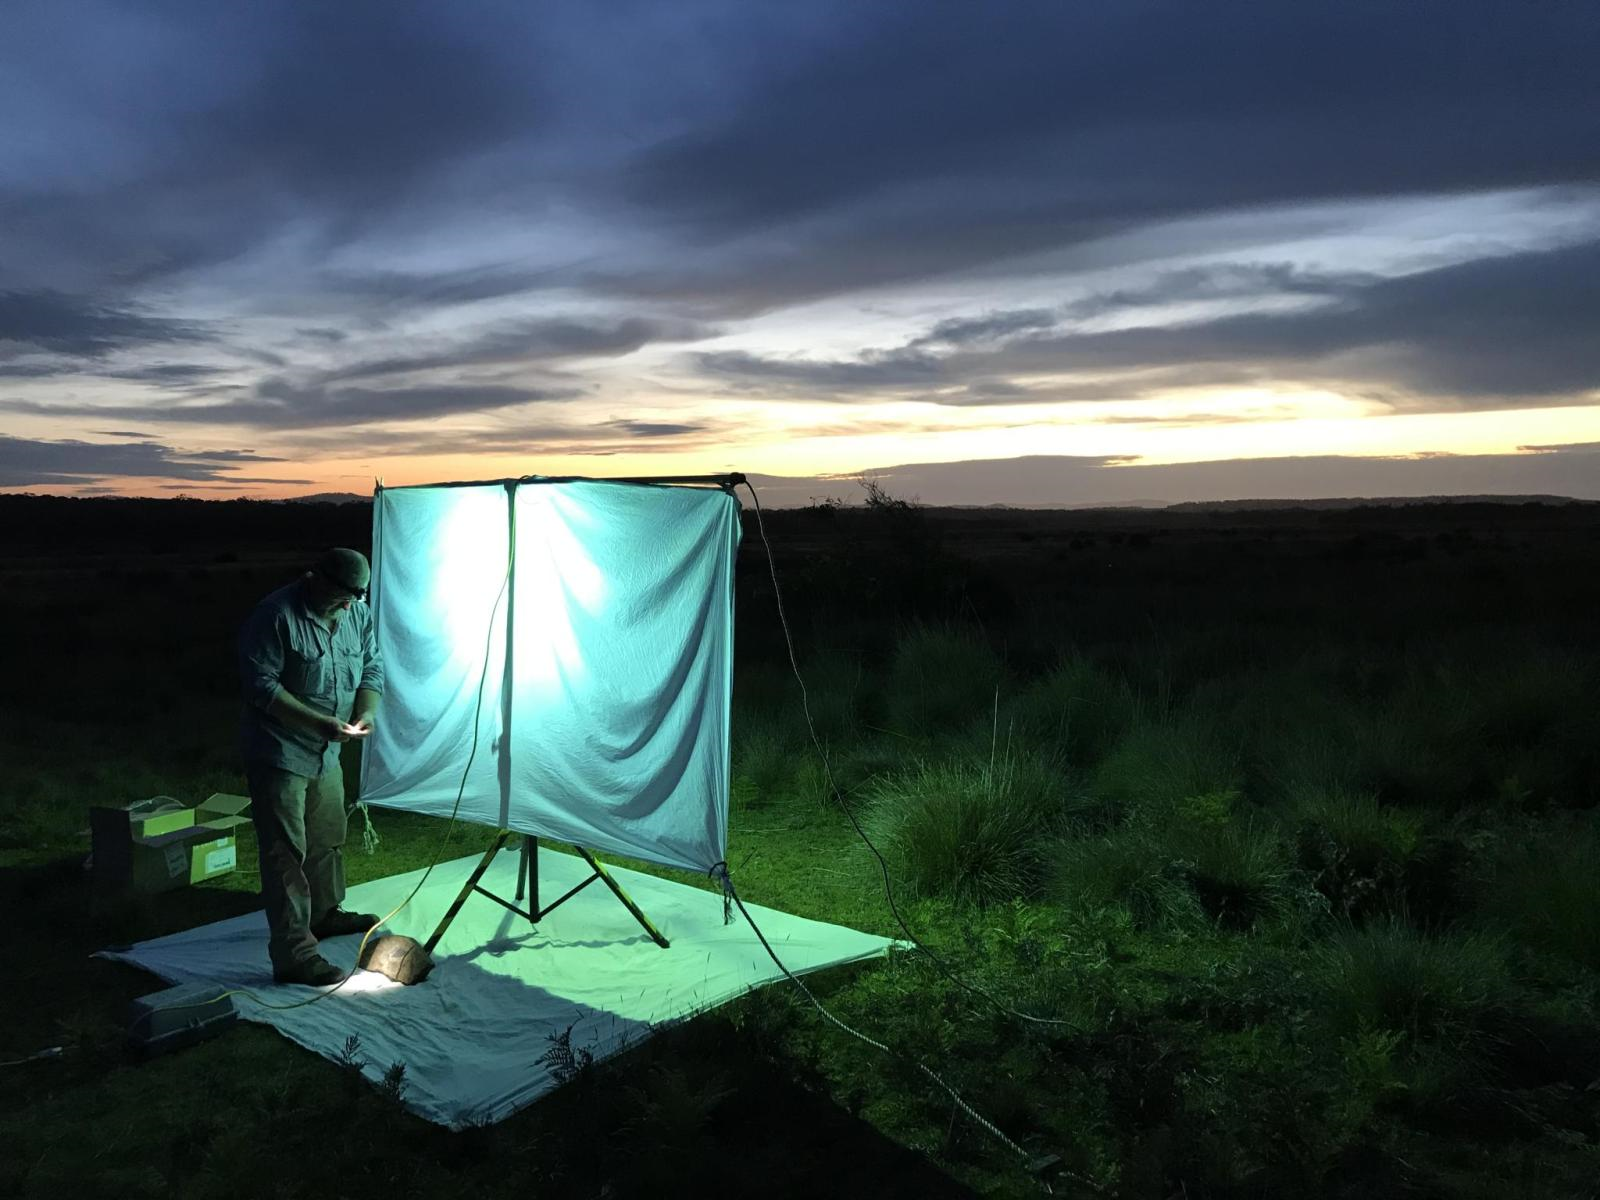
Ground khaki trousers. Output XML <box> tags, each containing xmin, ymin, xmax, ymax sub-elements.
<box><xmin>247</xmin><ymin>761</ymin><xmax>348</xmax><ymax>969</ymax></box>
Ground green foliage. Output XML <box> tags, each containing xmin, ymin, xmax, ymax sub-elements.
<box><xmin>796</xmin><ymin>648</ymin><xmax>873</xmax><ymax>743</ymax></box>
<box><xmin>730</xmin><ymin>717</ymin><xmax>817</xmax><ymax>809</ymax></box>
<box><xmin>1166</xmin><ymin>817</ymin><xmax>1306</xmax><ymax>933</ymax></box>
<box><xmin>1281</xmin><ymin>785</ymin><xmax>1424</xmax><ymax>921</ymax></box>
<box><xmin>1052</xmin><ymin>805</ymin><xmax>1313</xmax><ymax>935</ymax></box>
<box><xmin>1091</xmin><ymin>712</ymin><xmax>1244</xmax><ymax>828</ymax></box>
<box><xmin>1003</xmin><ymin>653</ymin><xmax>1140</xmax><ymax>768</ymax></box>
<box><xmin>378</xmin><ymin>1061</ymin><xmax>409</xmax><ymax>1106</ymax></box>
<box><xmin>864</xmin><ymin>750</ymin><xmax>1070</xmax><ymax>906</ymax></box>
<box><xmin>538</xmin><ymin>1022</ymin><xmax>596</xmax><ymax>1087</ymax></box>
<box><xmin>1049</xmin><ymin>830</ymin><xmax>1210</xmax><ymax>933</ymax></box>
<box><xmin>885</xmin><ymin>623</ymin><xmax>1006</xmax><ymax>737</ymax></box>
<box><xmin>1309</xmin><ymin>916</ymin><xmax>1514</xmax><ymax>1047</ymax></box>
<box><xmin>1479</xmin><ymin>817</ymin><xmax>1600</xmax><ymax>971</ymax></box>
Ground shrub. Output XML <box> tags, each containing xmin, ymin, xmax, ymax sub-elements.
<box><xmin>884</xmin><ymin>623</ymin><xmax>1005</xmax><ymax>737</ymax></box>
<box><xmin>864</xmin><ymin>750</ymin><xmax>1069</xmax><ymax>906</ymax></box>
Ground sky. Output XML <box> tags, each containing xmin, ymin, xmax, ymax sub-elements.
<box><xmin>2</xmin><ymin>0</ymin><xmax>1599</xmax><ymax>506</ymax></box>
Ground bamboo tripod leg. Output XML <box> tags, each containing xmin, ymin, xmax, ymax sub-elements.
<box><xmin>576</xmin><ymin>847</ymin><xmax>671</xmax><ymax>948</ymax></box>
<box><xmin>424</xmin><ymin>829</ymin><xmax>512</xmax><ymax>955</ymax></box>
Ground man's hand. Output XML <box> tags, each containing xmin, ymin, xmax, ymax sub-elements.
<box><xmin>350</xmin><ymin>714</ymin><xmax>375</xmax><ymax>737</ymax></box>
<box><xmin>316</xmin><ymin>713</ymin><xmax>352</xmax><ymax>742</ymax></box>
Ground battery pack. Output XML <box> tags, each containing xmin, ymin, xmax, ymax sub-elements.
<box><xmin>127</xmin><ymin>982</ymin><xmax>237</xmax><ymax>1056</ymax></box>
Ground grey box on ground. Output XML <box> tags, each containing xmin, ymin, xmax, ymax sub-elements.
<box><xmin>126</xmin><ymin>982</ymin><xmax>237</xmax><ymax>1056</ymax></box>
<box><xmin>90</xmin><ymin>793</ymin><xmax>252</xmax><ymax>893</ymax></box>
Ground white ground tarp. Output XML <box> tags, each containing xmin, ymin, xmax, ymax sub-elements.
<box><xmin>96</xmin><ymin>847</ymin><xmax>895</xmax><ymax>1129</ymax></box>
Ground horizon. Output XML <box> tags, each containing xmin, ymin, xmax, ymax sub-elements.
<box><xmin>3</xmin><ymin>3</ymin><xmax>1598</xmax><ymax>504</ymax></box>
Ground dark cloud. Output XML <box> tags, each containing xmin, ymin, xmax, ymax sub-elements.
<box><xmin>2</xmin><ymin>2</ymin><xmax>1598</xmax><ymax>495</ymax></box>
<box><xmin>317</xmin><ymin>264</ymin><xmax>577</xmax><ymax>311</ymax></box>
<box><xmin>629</xmin><ymin>4</ymin><xmax>1599</xmax><ymax>230</ymax></box>
<box><xmin>3</xmin><ymin>3</ymin><xmax>554</xmax><ymax>291</ymax></box>
<box><xmin>0</xmin><ymin>290</ymin><xmax>208</xmax><ymax>357</ymax></box>
<box><xmin>911</xmin><ymin>309</ymin><xmax>1058</xmax><ymax>349</ymax></box>
<box><xmin>606</xmin><ymin>419</ymin><xmax>707</xmax><ymax>438</ymax></box>
<box><xmin>686</xmin><ymin>240</ymin><xmax>1600</xmax><ymax>408</ymax></box>
<box><xmin>1519</xmin><ymin>441</ymin><xmax>1600</xmax><ymax>455</ymax></box>
<box><xmin>989</xmin><ymin>240</ymin><xmax>1600</xmax><ymax>404</ymax></box>
<box><xmin>2</xmin><ymin>380</ymin><xmax>575</xmax><ymax>430</ymax></box>
<box><xmin>322</xmin><ymin>316</ymin><xmax>714</xmax><ymax>383</ymax></box>
<box><xmin>585</xmin><ymin>5</ymin><xmax>1600</xmax><ymax>314</ymax></box>
<box><xmin>101</xmin><ymin>363</ymin><xmax>230</xmax><ymax>386</ymax></box>
<box><xmin>0</xmin><ymin>434</ymin><xmax>296</xmax><ymax>488</ymax></box>
<box><xmin>93</xmin><ymin>430</ymin><xmax>160</xmax><ymax>439</ymax></box>
<box><xmin>695</xmin><ymin>348</ymin><xmax>945</xmax><ymax>394</ymax></box>
<box><xmin>1061</xmin><ymin>264</ymin><xmax>1359</xmax><ymax>319</ymax></box>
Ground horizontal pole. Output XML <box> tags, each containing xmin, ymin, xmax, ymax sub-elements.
<box><xmin>378</xmin><ymin>473</ymin><xmax>745</xmax><ymax>493</ymax></box>
<box><xmin>471</xmin><ymin>885</ymin><xmax>536</xmax><ymax>924</ymax></box>
<box><xmin>535</xmin><ymin>872</ymin><xmax>601</xmax><ymax>920</ymax></box>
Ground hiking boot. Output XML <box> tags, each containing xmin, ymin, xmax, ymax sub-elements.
<box><xmin>273</xmin><ymin>955</ymin><xmax>347</xmax><ymax>987</ymax></box>
<box><xmin>311</xmin><ymin>908</ymin><xmax>380</xmax><ymax>939</ymax></box>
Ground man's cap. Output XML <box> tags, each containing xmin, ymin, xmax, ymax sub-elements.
<box><xmin>313</xmin><ymin>547</ymin><xmax>370</xmax><ymax>591</ymax></box>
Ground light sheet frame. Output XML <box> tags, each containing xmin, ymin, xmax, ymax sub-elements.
<box><xmin>358</xmin><ymin>477</ymin><xmax>741</xmax><ymax>874</ymax></box>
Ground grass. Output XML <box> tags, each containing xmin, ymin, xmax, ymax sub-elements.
<box><xmin>1478</xmin><ymin>815</ymin><xmax>1600</xmax><ymax>972</ymax></box>
<box><xmin>884</xmin><ymin>623</ymin><xmax>1007</xmax><ymax>737</ymax></box>
<box><xmin>862</xmin><ymin>749</ymin><xmax>1072</xmax><ymax>906</ymax></box>
<box><xmin>4</xmin><ymin>503</ymin><xmax>1600</xmax><ymax>1198</ymax></box>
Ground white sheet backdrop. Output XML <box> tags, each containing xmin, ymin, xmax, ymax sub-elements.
<box><xmin>359</xmin><ymin>480</ymin><xmax>740</xmax><ymax>874</ymax></box>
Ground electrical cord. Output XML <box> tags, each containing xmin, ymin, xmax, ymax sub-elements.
<box><xmin>739</xmin><ymin>480</ymin><xmax>1085</xmax><ymax>1035</ymax></box>
<box><xmin>734</xmin><ymin>481</ymin><xmax>1100</xmax><ymax>1195</ymax></box>
<box><xmin>712</xmin><ymin>868</ymin><xmax>1079</xmax><ymax>1193</ymax></box>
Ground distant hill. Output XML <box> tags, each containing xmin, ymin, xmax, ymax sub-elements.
<box><xmin>1164</xmin><ymin>494</ymin><xmax>1595</xmax><ymax>512</ymax></box>
<box><xmin>282</xmin><ymin>492</ymin><xmax>368</xmax><ymax>504</ymax></box>
<box><xmin>277</xmin><ymin>490</ymin><xmax>1600</xmax><ymax>512</ymax></box>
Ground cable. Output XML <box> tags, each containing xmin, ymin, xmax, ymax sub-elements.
<box><xmin>0</xmin><ymin>1047</ymin><xmax>64</xmax><ymax>1067</ymax></box>
<box><xmin>716</xmin><ymin>869</ymin><xmax>1085</xmax><ymax>1194</ymax></box>
<box><xmin>739</xmin><ymin>479</ymin><xmax>1085</xmax><ymax>1035</ymax></box>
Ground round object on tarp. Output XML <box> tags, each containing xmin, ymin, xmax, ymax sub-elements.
<box><xmin>359</xmin><ymin>935</ymin><xmax>434</xmax><ymax>985</ymax></box>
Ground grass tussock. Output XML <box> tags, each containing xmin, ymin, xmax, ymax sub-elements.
<box><xmin>1003</xmin><ymin>653</ymin><xmax>1140</xmax><ymax>768</ymax></box>
<box><xmin>1478</xmin><ymin>817</ymin><xmax>1600</xmax><ymax>972</ymax></box>
<box><xmin>1309</xmin><ymin>916</ymin><xmax>1514</xmax><ymax>1046</ymax></box>
<box><xmin>885</xmin><ymin>623</ymin><xmax>1006</xmax><ymax>737</ymax></box>
<box><xmin>1281</xmin><ymin>785</ymin><xmax>1425</xmax><ymax>921</ymax></box>
<box><xmin>1049</xmin><ymin>829</ymin><xmax>1209</xmax><ymax>932</ymax></box>
<box><xmin>864</xmin><ymin>749</ymin><xmax>1071</xmax><ymax>906</ymax></box>
<box><xmin>1091</xmin><ymin>711</ymin><xmax>1244</xmax><ymax>828</ymax></box>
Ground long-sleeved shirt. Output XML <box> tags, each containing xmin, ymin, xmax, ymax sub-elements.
<box><xmin>237</xmin><ymin>580</ymin><xmax>385</xmax><ymax>776</ymax></box>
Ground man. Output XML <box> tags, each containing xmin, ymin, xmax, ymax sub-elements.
<box><xmin>237</xmin><ymin>547</ymin><xmax>385</xmax><ymax>986</ymax></box>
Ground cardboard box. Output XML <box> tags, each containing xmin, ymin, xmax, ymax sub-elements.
<box><xmin>90</xmin><ymin>793</ymin><xmax>253</xmax><ymax>894</ymax></box>
<box><xmin>197</xmin><ymin>793</ymin><xmax>252</xmax><ymax>833</ymax></box>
